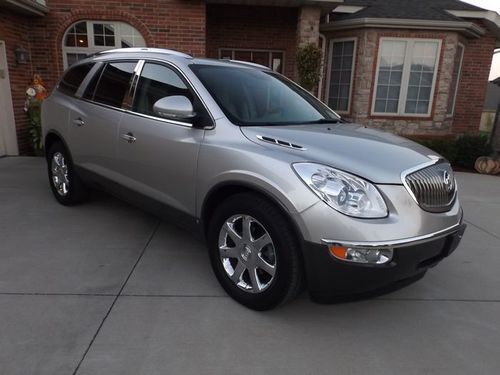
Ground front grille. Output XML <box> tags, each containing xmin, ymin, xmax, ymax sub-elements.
<box><xmin>403</xmin><ymin>161</ymin><xmax>456</xmax><ymax>213</ymax></box>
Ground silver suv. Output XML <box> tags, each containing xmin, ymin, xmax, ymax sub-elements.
<box><xmin>42</xmin><ymin>48</ymin><xmax>465</xmax><ymax>310</ymax></box>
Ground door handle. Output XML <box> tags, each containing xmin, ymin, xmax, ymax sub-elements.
<box><xmin>72</xmin><ymin>118</ymin><xmax>85</xmax><ymax>127</ymax></box>
<box><xmin>120</xmin><ymin>132</ymin><xmax>137</xmax><ymax>144</ymax></box>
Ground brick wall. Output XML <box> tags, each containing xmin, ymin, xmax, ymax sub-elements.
<box><xmin>453</xmin><ymin>22</ymin><xmax>497</xmax><ymax>134</ymax></box>
<box><xmin>2</xmin><ymin>0</ymin><xmax>206</xmax><ymax>154</ymax></box>
<box><xmin>0</xmin><ymin>12</ymin><xmax>34</xmax><ymax>154</ymax></box>
<box><xmin>206</xmin><ymin>4</ymin><xmax>298</xmax><ymax>79</ymax></box>
<box><xmin>30</xmin><ymin>0</ymin><xmax>206</xmax><ymax>92</ymax></box>
<box><xmin>322</xmin><ymin>27</ymin><xmax>496</xmax><ymax>136</ymax></box>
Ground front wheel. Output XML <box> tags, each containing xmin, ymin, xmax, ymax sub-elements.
<box><xmin>46</xmin><ymin>142</ymin><xmax>88</xmax><ymax>205</ymax></box>
<box><xmin>208</xmin><ymin>193</ymin><xmax>303</xmax><ymax>310</ymax></box>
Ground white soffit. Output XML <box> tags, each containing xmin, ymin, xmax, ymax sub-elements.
<box><xmin>332</xmin><ymin>5</ymin><xmax>364</xmax><ymax>14</ymax></box>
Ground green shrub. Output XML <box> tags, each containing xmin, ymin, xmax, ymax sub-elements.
<box><xmin>418</xmin><ymin>138</ymin><xmax>458</xmax><ymax>164</ymax></box>
<box><xmin>296</xmin><ymin>43</ymin><xmax>322</xmax><ymax>91</ymax></box>
<box><xmin>413</xmin><ymin>134</ymin><xmax>492</xmax><ymax>168</ymax></box>
<box><xmin>454</xmin><ymin>134</ymin><xmax>493</xmax><ymax>168</ymax></box>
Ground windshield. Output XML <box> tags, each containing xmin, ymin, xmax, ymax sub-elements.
<box><xmin>190</xmin><ymin>64</ymin><xmax>340</xmax><ymax>126</ymax></box>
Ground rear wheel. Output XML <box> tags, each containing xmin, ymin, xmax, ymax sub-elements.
<box><xmin>208</xmin><ymin>193</ymin><xmax>303</xmax><ymax>310</ymax></box>
<box><xmin>47</xmin><ymin>142</ymin><xmax>88</xmax><ymax>205</ymax></box>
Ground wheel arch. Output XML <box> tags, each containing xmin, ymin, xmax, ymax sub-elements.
<box><xmin>201</xmin><ymin>181</ymin><xmax>305</xmax><ymax>245</ymax></box>
<box><xmin>44</xmin><ymin>131</ymin><xmax>72</xmax><ymax>162</ymax></box>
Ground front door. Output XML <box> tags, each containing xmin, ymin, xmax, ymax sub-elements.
<box><xmin>0</xmin><ymin>41</ymin><xmax>18</xmax><ymax>156</ymax></box>
<box><xmin>116</xmin><ymin>61</ymin><xmax>205</xmax><ymax>216</ymax></box>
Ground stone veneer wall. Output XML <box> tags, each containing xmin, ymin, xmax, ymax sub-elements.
<box><xmin>323</xmin><ymin>27</ymin><xmax>495</xmax><ymax>136</ymax></box>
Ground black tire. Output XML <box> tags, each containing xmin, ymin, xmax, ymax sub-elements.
<box><xmin>46</xmin><ymin>141</ymin><xmax>88</xmax><ymax>205</ymax></box>
<box><xmin>208</xmin><ymin>193</ymin><xmax>303</xmax><ymax>310</ymax></box>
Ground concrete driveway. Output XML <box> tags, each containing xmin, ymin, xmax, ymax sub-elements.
<box><xmin>1</xmin><ymin>157</ymin><xmax>499</xmax><ymax>375</ymax></box>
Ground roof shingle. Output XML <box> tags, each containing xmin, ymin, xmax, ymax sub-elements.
<box><xmin>334</xmin><ymin>0</ymin><xmax>487</xmax><ymax>22</ymax></box>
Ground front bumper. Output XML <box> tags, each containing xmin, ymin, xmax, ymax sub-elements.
<box><xmin>302</xmin><ymin>222</ymin><xmax>466</xmax><ymax>300</ymax></box>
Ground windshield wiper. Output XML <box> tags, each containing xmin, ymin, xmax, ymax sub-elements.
<box><xmin>302</xmin><ymin>118</ymin><xmax>340</xmax><ymax>124</ymax></box>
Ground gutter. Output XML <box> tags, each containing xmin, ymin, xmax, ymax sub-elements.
<box><xmin>320</xmin><ymin>17</ymin><xmax>486</xmax><ymax>38</ymax></box>
<box><xmin>1</xmin><ymin>0</ymin><xmax>49</xmax><ymax>16</ymax></box>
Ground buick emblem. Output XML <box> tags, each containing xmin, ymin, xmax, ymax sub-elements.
<box><xmin>443</xmin><ymin>170</ymin><xmax>453</xmax><ymax>192</ymax></box>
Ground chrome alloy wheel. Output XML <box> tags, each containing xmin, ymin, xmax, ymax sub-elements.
<box><xmin>51</xmin><ymin>152</ymin><xmax>69</xmax><ymax>196</ymax></box>
<box><xmin>218</xmin><ymin>214</ymin><xmax>277</xmax><ymax>293</ymax></box>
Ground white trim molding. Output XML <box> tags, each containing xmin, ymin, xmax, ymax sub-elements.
<box><xmin>446</xmin><ymin>42</ymin><xmax>465</xmax><ymax>117</ymax></box>
<box><xmin>0</xmin><ymin>41</ymin><xmax>19</xmax><ymax>156</ymax></box>
<box><xmin>321</xmin><ymin>17</ymin><xmax>486</xmax><ymax>39</ymax></box>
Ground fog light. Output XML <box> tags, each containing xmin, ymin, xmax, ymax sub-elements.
<box><xmin>329</xmin><ymin>246</ymin><xmax>393</xmax><ymax>265</ymax></box>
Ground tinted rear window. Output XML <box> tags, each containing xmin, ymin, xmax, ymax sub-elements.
<box><xmin>58</xmin><ymin>63</ymin><xmax>94</xmax><ymax>96</ymax></box>
<box><xmin>92</xmin><ymin>62</ymin><xmax>137</xmax><ymax>108</ymax></box>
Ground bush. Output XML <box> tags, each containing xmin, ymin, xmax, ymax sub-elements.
<box><xmin>418</xmin><ymin>138</ymin><xmax>458</xmax><ymax>163</ymax></box>
<box><xmin>413</xmin><ymin>133</ymin><xmax>492</xmax><ymax>168</ymax></box>
<box><xmin>454</xmin><ymin>134</ymin><xmax>493</xmax><ymax>169</ymax></box>
<box><xmin>296</xmin><ymin>43</ymin><xmax>322</xmax><ymax>91</ymax></box>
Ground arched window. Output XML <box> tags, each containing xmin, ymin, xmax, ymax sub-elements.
<box><xmin>62</xmin><ymin>21</ymin><xmax>146</xmax><ymax>68</ymax></box>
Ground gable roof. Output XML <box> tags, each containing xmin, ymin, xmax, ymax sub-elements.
<box><xmin>333</xmin><ymin>0</ymin><xmax>487</xmax><ymax>22</ymax></box>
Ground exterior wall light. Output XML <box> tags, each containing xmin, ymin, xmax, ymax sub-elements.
<box><xmin>15</xmin><ymin>46</ymin><xmax>30</xmax><ymax>64</ymax></box>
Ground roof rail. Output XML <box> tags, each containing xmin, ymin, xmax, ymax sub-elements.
<box><xmin>224</xmin><ymin>59</ymin><xmax>271</xmax><ymax>70</ymax></box>
<box><xmin>97</xmin><ymin>48</ymin><xmax>192</xmax><ymax>59</ymax></box>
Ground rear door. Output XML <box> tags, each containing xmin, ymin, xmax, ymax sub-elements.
<box><xmin>116</xmin><ymin>61</ymin><xmax>207</xmax><ymax>216</ymax></box>
<box><xmin>67</xmin><ymin>60</ymin><xmax>138</xmax><ymax>179</ymax></box>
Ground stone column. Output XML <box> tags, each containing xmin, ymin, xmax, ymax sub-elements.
<box><xmin>296</xmin><ymin>6</ymin><xmax>321</xmax><ymax>47</ymax></box>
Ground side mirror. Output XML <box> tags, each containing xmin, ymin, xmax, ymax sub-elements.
<box><xmin>153</xmin><ymin>96</ymin><xmax>196</xmax><ymax>121</ymax></box>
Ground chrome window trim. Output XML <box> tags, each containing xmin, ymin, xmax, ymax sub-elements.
<box><xmin>322</xmin><ymin>217</ymin><xmax>465</xmax><ymax>249</ymax></box>
<box><xmin>400</xmin><ymin>158</ymin><xmax>457</xmax><ymax>211</ymax></box>
<box><xmin>78</xmin><ymin>98</ymin><xmax>194</xmax><ymax>128</ymax></box>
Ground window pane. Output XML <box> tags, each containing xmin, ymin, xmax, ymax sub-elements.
<box><xmin>220</xmin><ymin>49</ymin><xmax>232</xmax><ymax>59</ymax></box>
<box><xmin>58</xmin><ymin>63</ymin><xmax>94</xmax><ymax>96</ymax></box>
<box><xmin>66</xmin><ymin>53</ymin><xmax>88</xmax><ymax>67</ymax></box>
<box><xmin>65</xmin><ymin>22</ymin><xmax>88</xmax><ymax>47</ymax></box>
<box><xmin>374</xmin><ymin>40</ymin><xmax>406</xmax><ymax>113</ymax></box>
<box><xmin>328</xmin><ymin>40</ymin><xmax>355</xmax><ymax>112</ymax></box>
<box><xmin>405</xmin><ymin>41</ymin><xmax>438</xmax><ymax>114</ymax></box>
<box><xmin>133</xmin><ymin>63</ymin><xmax>191</xmax><ymax>117</ymax></box>
<box><xmin>94</xmin><ymin>23</ymin><xmax>115</xmax><ymax>47</ymax></box>
<box><xmin>93</xmin><ymin>62</ymin><xmax>136</xmax><ymax>107</ymax></box>
<box><xmin>62</xmin><ymin>21</ymin><xmax>146</xmax><ymax>69</ymax></box>
<box><xmin>447</xmin><ymin>44</ymin><xmax>464</xmax><ymax>115</ymax></box>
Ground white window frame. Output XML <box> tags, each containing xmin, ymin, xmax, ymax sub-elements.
<box><xmin>447</xmin><ymin>42</ymin><xmax>465</xmax><ymax>117</ymax></box>
<box><xmin>325</xmin><ymin>37</ymin><xmax>357</xmax><ymax>114</ymax></box>
<box><xmin>218</xmin><ymin>48</ymin><xmax>285</xmax><ymax>72</ymax></box>
<box><xmin>371</xmin><ymin>37</ymin><xmax>442</xmax><ymax>117</ymax></box>
<box><xmin>62</xmin><ymin>20</ymin><xmax>146</xmax><ymax>68</ymax></box>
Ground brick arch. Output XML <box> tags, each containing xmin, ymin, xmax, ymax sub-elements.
<box><xmin>54</xmin><ymin>10</ymin><xmax>154</xmax><ymax>74</ymax></box>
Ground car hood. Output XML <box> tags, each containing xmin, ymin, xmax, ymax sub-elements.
<box><xmin>240</xmin><ymin>123</ymin><xmax>441</xmax><ymax>184</ymax></box>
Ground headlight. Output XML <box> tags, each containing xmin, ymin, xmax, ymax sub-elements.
<box><xmin>293</xmin><ymin>163</ymin><xmax>388</xmax><ymax>218</ymax></box>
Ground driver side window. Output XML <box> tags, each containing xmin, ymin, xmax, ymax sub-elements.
<box><xmin>133</xmin><ymin>63</ymin><xmax>193</xmax><ymax>117</ymax></box>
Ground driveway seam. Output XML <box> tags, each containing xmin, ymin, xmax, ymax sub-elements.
<box><xmin>464</xmin><ymin>219</ymin><xmax>500</xmax><ymax>240</ymax></box>
<box><xmin>72</xmin><ymin>219</ymin><xmax>161</xmax><ymax>375</ymax></box>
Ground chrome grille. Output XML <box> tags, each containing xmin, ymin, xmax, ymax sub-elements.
<box><xmin>403</xmin><ymin>162</ymin><xmax>456</xmax><ymax>213</ymax></box>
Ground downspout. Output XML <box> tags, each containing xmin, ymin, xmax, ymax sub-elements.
<box><xmin>318</xmin><ymin>33</ymin><xmax>327</xmax><ymax>101</ymax></box>
<box><xmin>489</xmin><ymin>49</ymin><xmax>500</xmax><ymax>155</ymax></box>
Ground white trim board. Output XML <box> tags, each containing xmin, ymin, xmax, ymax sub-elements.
<box><xmin>0</xmin><ymin>41</ymin><xmax>19</xmax><ymax>156</ymax></box>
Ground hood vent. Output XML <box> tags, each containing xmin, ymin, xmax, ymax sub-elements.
<box><xmin>256</xmin><ymin>135</ymin><xmax>306</xmax><ymax>151</ymax></box>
